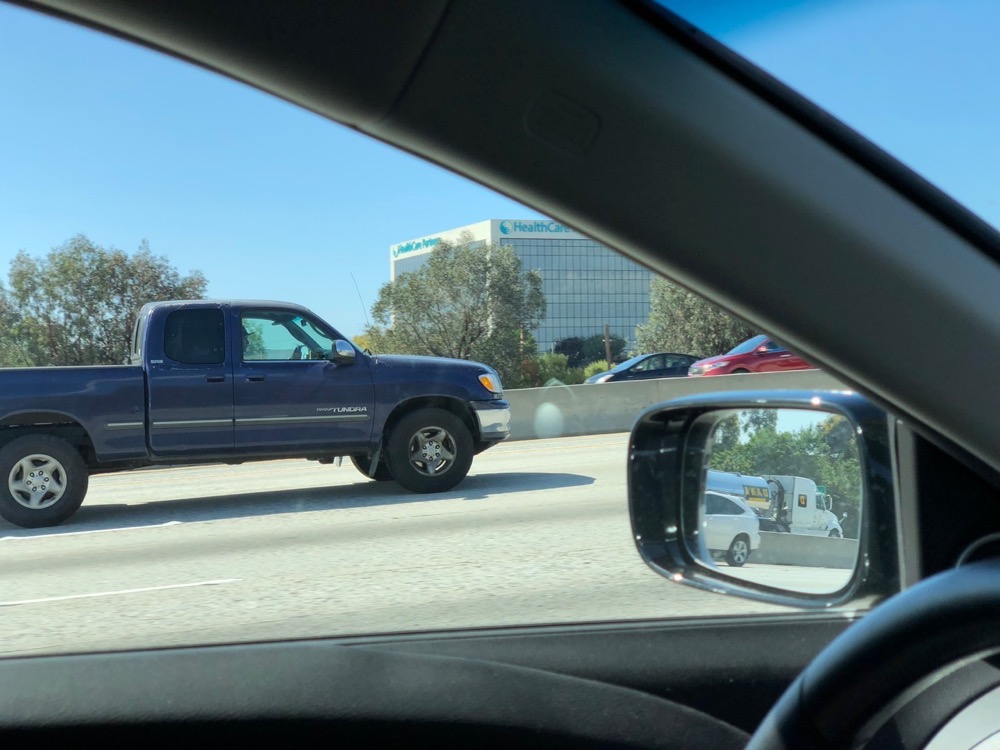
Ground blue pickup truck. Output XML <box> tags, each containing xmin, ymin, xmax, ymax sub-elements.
<box><xmin>0</xmin><ymin>299</ymin><xmax>511</xmax><ymax>528</ymax></box>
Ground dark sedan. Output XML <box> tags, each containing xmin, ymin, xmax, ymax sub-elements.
<box><xmin>584</xmin><ymin>352</ymin><xmax>700</xmax><ymax>384</ymax></box>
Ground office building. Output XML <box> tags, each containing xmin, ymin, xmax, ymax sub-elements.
<box><xmin>390</xmin><ymin>219</ymin><xmax>653</xmax><ymax>352</ymax></box>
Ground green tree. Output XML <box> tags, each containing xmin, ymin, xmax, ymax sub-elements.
<box><xmin>351</xmin><ymin>333</ymin><xmax>373</xmax><ymax>353</ymax></box>
<box><xmin>553</xmin><ymin>333</ymin><xmax>627</xmax><ymax>368</ymax></box>
<box><xmin>582</xmin><ymin>360</ymin><xmax>611</xmax><ymax>379</ymax></box>
<box><xmin>710</xmin><ymin>413</ymin><xmax>742</xmax><ymax>453</ymax></box>
<box><xmin>709</xmin><ymin>412</ymin><xmax>863</xmax><ymax>537</ymax></box>
<box><xmin>366</xmin><ymin>233</ymin><xmax>545</xmax><ymax>386</ymax></box>
<box><xmin>531</xmin><ymin>353</ymin><xmax>585</xmax><ymax>386</ymax></box>
<box><xmin>742</xmin><ymin>408</ymin><xmax>778</xmax><ymax>435</ymax></box>
<box><xmin>635</xmin><ymin>277</ymin><xmax>755</xmax><ymax>357</ymax></box>
<box><xmin>3</xmin><ymin>235</ymin><xmax>207</xmax><ymax>366</ymax></box>
<box><xmin>582</xmin><ymin>333</ymin><xmax>626</xmax><ymax>367</ymax></box>
<box><xmin>552</xmin><ymin>336</ymin><xmax>585</xmax><ymax>366</ymax></box>
<box><xmin>0</xmin><ymin>284</ymin><xmax>35</xmax><ymax>367</ymax></box>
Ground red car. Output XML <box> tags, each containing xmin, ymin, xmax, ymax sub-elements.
<box><xmin>687</xmin><ymin>334</ymin><xmax>814</xmax><ymax>376</ymax></box>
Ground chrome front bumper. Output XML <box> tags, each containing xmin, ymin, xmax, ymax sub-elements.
<box><xmin>472</xmin><ymin>400</ymin><xmax>512</xmax><ymax>441</ymax></box>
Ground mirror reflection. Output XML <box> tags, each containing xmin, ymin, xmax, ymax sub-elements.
<box><xmin>698</xmin><ymin>408</ymin><xmax>862</xmax><ymax>594</ymax></box>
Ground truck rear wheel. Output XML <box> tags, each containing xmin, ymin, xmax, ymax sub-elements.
<box><xmin>350</xmin><ymin>454</ymin><xmax>393</xmax><ymax>481</ymax></box>
<box><xmin>386</xmin><ymin>408</ymin><xmax>473</xmax><ymax>493</ymax></box>
<box><xmin>0</xmin><ymin>435</ymin><xmax>89</xmax><ymax>528</ymax></box>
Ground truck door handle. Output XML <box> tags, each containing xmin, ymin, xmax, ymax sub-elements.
<box><xmin>246</xmin><ymin>375</ymin><xmax>266</xmax><ymax>382</ymax></box>
<box><xmin>206</xmin><ymin>375</ymin><xmax>226</xmax><ymax>383</ymax></box>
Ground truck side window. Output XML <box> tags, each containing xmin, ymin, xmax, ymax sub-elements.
<box><xmin>241</xmin><ymin>310</ymin><xmax>336</xmax><ymax>361</ymax></box>
<box><xmin>164</xmin><ymin>309</ymin><xmax>226</xmax><ymax>365</ymax></box>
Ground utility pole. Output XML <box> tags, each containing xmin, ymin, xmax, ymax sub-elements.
<box><xmin>604</xmin><ymin>323</ymin><xmax>612</xmax><ymax>368</ymax></box>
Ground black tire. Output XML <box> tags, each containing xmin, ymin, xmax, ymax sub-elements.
<box><xmin>829</xmin><ymin>528</ymin><xmax>842</xmax><ymax>538</ymax></box>
<box><xmin>0</xmin><ymin>435</ymin><xmax>89</xmax><ymax>528</ymax></box>
<box><xmin>385</xmin><ymin>408</ymin><xmax>473</xmax><ymax>493</ymax></box>
<box><xmin>725</xmin><ymin>534</ymin><xmax>752</xmax><ymax>567</ymax></box>
<box><xmin>731</xmin><ymin>368</ymin><xmax>750</xmax><ymax>374</ymax></box>
<box><xmin>350</xmin><ymin>454</ymin><xmax>393</xmax><ymax>481</ymax></box>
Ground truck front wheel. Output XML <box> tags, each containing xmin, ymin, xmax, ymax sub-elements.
<box><xmin>386</xmin><ymin>408</ymin><xmax>473</xmax><ymax>493</ymax></box>
<box><xmin>0</xmin><ymin>435</ymin><xmax>89</xmax><ymax>528</ymax></box>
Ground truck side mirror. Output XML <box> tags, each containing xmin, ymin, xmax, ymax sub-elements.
<box><xmin>330</xmin><ymin>339</ymin><xmax>357</xmax><ymax>364</ymax></box>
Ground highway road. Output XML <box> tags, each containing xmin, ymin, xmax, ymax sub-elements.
<box><xmin>0</xmin><ymin>433</ymin><xmax>853</xmax><ymax>657</ymax></box>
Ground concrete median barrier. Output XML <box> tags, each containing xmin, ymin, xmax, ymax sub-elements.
<box><xmin>505</xmin><ymin>370</ymin><xmax>849</xmax><ymax>441</ymax></box>
<box><xmin>755</xmin><ymin>531</ymin><xmax>859</xmax><ymax>569</ymax></box>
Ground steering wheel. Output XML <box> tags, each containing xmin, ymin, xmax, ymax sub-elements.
<box><xmin>746</xmin><ymin>559</ymin><xmax>1000</xmax><ymax>749</ymax></box>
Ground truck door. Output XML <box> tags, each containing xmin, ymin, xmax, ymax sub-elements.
<box><xmin>146</xmin><ymin>306</ymin><xmax>235</xmax><ymax>456</ymax></box>
<box><xmin>232</xmin><ymin>307</ymin><xmax>375</xmax><ymax>454</ymax></box>
<box><xmin>777</xmin><ymin>478</ymin><xmax>842</xmax><ymax>535</ymax></box>
<box><xmin>789</xmin><ymin>476</ymin><xmax>822</xmax><ymax>529</ymax></box>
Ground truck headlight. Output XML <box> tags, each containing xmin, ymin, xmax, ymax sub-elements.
<box><xmin>479</xmin><ymin>372</ymin><xmax>503</xmax><ymax>394</ymax></box>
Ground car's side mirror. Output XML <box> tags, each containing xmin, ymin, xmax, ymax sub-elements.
<box><xmin>628</xmin><ymin>389</ymin><xmax>899</xmax><ymax>608</ymax></box>
<box><xmin>330</xmin><ymin>339</ymin><xmax>357</xmax><ymax>364</ymax></box>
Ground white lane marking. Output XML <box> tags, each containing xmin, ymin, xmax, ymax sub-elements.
<box><xmin>0</xmin><ymin>579</ymin><xmax>240</xmax><ymax>607</ymax></box>
<box><xmin>0</xmin><ymin>521</ymin><xmax>183</xmax><ymax>541</ymax></box>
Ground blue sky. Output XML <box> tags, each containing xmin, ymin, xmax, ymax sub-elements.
<box><xmin>665</xmin><ymin>0</ymin><xmax>1000</xmax><ymax>227</ymax></box>
<box><xmin>1</xmin><ymin>0</ymin><xmax>997</xmax><ymax>338</ymax></box>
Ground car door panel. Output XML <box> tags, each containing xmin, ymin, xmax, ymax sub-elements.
<box><xmin>0</xmin><ymin>617</ymin><xmax>852</xmax><ymax>739</ymax></box>
<box><xmin>369</xmin><ymin>616</ymin><xmax>854</xmax><ymax>734</ymax></box>
<box><xmin>232</xmin><ymin>311</ymin><xmax>376</xmax><ymax>454</ymax></box>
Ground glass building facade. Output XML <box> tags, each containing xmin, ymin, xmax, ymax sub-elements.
<box><xmin>389</xmin><ymin>220</ymin><xmax>653</xmax><ymax>352</ymax></box>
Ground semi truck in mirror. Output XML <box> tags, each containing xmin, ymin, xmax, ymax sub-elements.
<box><xmin>706</xmin><ymin>469</ymin><xmax>846</xmax><ymax>538</ymax></box>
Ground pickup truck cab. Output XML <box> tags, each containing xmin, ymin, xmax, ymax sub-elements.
<box><xmin>0</xmin><ymin>299</ymin><xmax>511</xmax><ymax>528</ymax></box>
